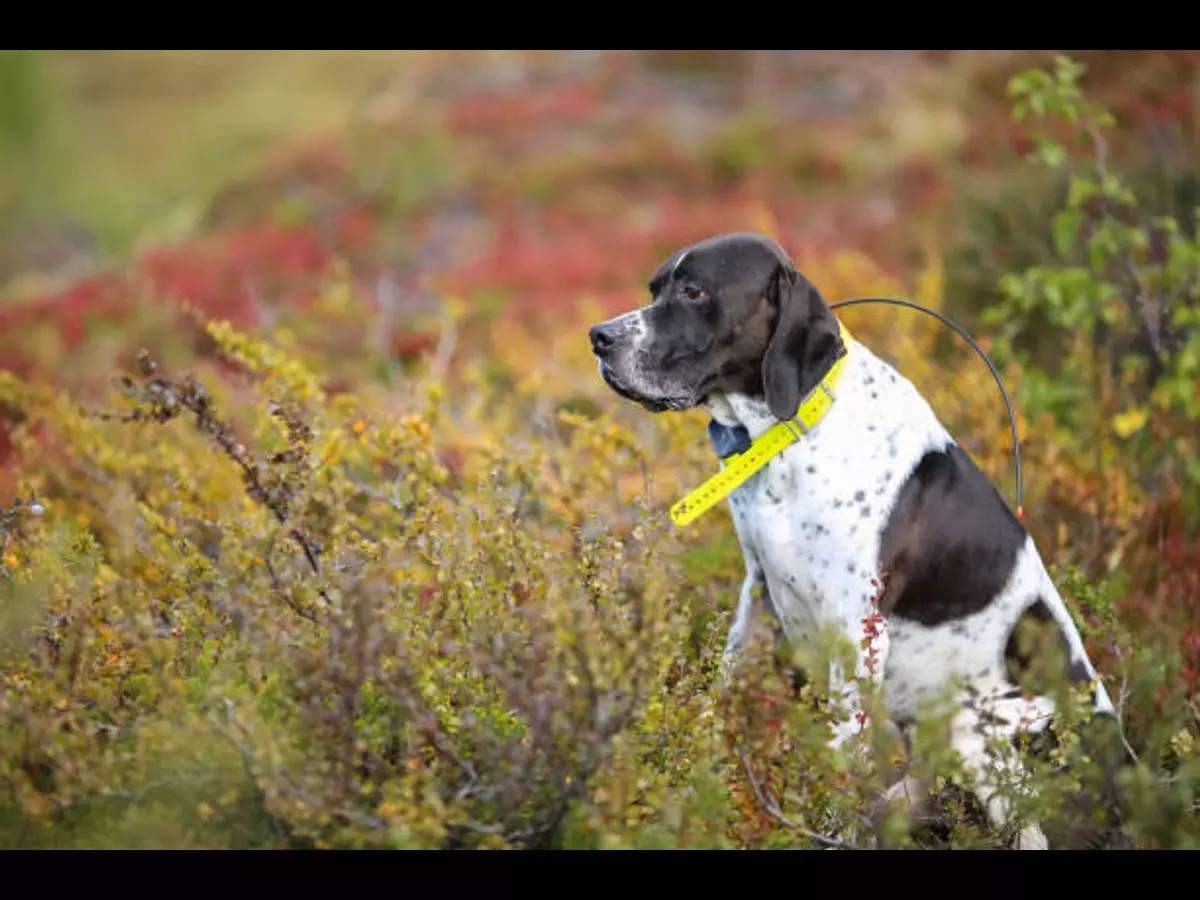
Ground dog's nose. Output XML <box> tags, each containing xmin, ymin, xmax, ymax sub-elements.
<box><xmin>589</xmin><ymin>322</ymin><xmax>620</xmax><ymax>357</ymax></box>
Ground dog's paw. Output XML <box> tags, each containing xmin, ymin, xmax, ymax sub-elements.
<box><xmin>1014</xmin><ymin>823</ymin><xmax>1049</xmax><ymax>850</ymax></box>
<box><xmin>872</xmin><ymin>774</ymin><xmax>930</xmax><ymax>824</ymax></box>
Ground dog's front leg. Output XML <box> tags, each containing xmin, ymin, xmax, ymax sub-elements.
<box><xmin>722</xmin><ymin>565</ymin><xmax>765</xmax><ymax>683</ymax></box>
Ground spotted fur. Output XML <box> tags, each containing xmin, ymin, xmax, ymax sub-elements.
<box><xmin>590</xmin><ymin>232</ymin><xmax>1116</xmax><ymax>849</ymax></box>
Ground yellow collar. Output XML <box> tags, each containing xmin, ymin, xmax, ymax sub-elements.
<box><xmin>669</xmin><ymin>322</ymin><xmax>854</xmax><ymax>527</ymax></box>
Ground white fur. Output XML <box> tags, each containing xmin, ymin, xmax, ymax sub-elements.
<box><xmin>707</xmin><ymin>336</ymin><xmax>1111</xmax><ymax>847</ymax></box>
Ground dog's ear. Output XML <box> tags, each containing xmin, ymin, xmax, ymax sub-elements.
<box><xmin>762</xmin><ymin>265</ymin><xmax>845</xmax><ymax>421</ymax></box>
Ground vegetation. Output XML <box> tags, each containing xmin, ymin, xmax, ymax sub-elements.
<box><xmin>1</xmin><ymin>50</ymin><xmax>1198</xmax><ymax>848</ymax></box>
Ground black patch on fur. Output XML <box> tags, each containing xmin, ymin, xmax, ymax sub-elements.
<box><xmin>1004</xmin><ymin>598</ymin><xmax>1094</xmax><ymax>694</ymax></box>
<box><xmin>879</xmin><ymin>445</ymin><xmax>1026</xmax><ymax>625</ymax></box>
<box><xmin>1067</xmin><ymin>656</ymin><xmax>1093</xmax><ymax>684</ymax></box>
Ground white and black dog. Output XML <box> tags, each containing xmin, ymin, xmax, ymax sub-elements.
<box><xmin>590</xmin><ymin>232</ymin><xmax>1117</xmax><ymax>849</ymax></box>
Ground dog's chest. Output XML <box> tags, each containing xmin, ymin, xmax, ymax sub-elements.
<box><xmin>724</xmin><ymin>348</ymin><xmax>951</xmax><ymax>638</ymax></box>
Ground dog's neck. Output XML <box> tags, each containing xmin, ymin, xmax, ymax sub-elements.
<box><xmin>703</xmin><ymin>392</ymin><xmax>777</xmax><ymax>440</ymax></box>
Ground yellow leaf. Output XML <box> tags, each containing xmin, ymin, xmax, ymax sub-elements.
<box><xmin>1111</xmin><ymin>407</ymin><xmax>1148</xmax><ymax>438</ymax></box>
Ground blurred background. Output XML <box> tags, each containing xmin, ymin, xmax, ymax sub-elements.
<box><xmin>2</xmin><ymin>51</ymin><xmax>1195</xmax><ymax>336</ymax></box>
<box><xmin>3</xmin><ymin>51</ymin><xmax>1197</xmax><ymax>345</ymax></box>
<box><xmin>2</xmin><ymin>51</ymin><xmax>1199</xmax><ymax>848</ymax></box>
<box><xmin>5</xmin><ymin>50</ymin><xmax>1199</xmax><ymax>514</ymax></box>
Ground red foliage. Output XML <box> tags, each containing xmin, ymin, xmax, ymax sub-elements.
<box><xmin>0</xmin><ymin>274</ymin><xmax>129</xmax><ymax>350</ymax></box>
<box><xmin>332</xmin><ymin>207</ymin><xmax>378</xmax><ymax>252</ymax></box>
<box><xmin>1117</xmin><ymin>489</ymin><xmax>1200</xmax><ymax>696</ymax></box>
<box><xmin>0</xmin><ymin>225</ymin><xmax>333</xmax><ymax>372</ymax></box>
<box><xmin>438</xmin><ymin>191</ymin><xmax>886</xmax><ymax>324</ymax></box>
<box><xmin>1182</xmin><ymin>629</ymin><xmax>1200</xmax><ymax>695</ymax></box>
<box><xmin>140</xmin><ymin>225</ymin><xmax>327</xmax><ymax>327</ymax></box>
<box><xmin>0</xmin><ymin>418</ymin><xmax>11</xmax><ymax>471</ymax></box>
<box><xmin>389</xmin><ymin>330</ymin><xmax>439</xmax><ymax>360</ymax></box>
<box><xmin>447</xmin><ymin>84</ymin><xmax>598</xmax><ymax>135</ymax></box>
<box><xmin>894</xmin><ymin>159</ymin><xmax>948</xmax><ymax>212</ymax></box>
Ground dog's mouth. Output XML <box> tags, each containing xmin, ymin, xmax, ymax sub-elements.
<box><xmin>597</xmin><ymin>362</ymin><xmax>692</xmax><ymax>413</ymax></box>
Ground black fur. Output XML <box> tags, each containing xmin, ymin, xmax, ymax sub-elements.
<box><xmin>878</xmin><ymin>445</ymin><xmax>1027</xmax><ymax>625</ymax></box>
<box><xmin>589</xmin><ymin>233</ymin><xmax>843</xmax><ymax>416</ymax></box>
<box><xmin>1005</xmin><ymin>598</ymin><xmax>1095</xmax><ymax>692</ymax></box>
<box><xmin>761</xmin><ymin>267</ymin><xmax>845</xmax><ymax>421</ymax></box>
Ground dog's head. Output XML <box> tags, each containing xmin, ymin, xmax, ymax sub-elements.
<box><xmin>589</xmin><ymin>232</ymin><xmax>845</xmax><ymax>420</ymax></box>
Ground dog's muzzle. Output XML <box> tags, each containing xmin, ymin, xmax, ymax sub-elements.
<box><xmin>590</xmin><ymin>315</ymin><xmax>695</xmax><ymax>413</ymax></box>
<box><xmin>588</xmin><ymin>321</ymin><xmax>622</xmax><ymax>359</ymax></box>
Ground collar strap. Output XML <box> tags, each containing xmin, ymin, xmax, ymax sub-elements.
<box><xmin>708</xmin><ymin>419</ymin><xmax>751</xmax><ymax>458</ymax></box>
<box><xmin>670</xmin><ymin>321</ymin><xmax>854</xmax><ymax>527</ymax></box>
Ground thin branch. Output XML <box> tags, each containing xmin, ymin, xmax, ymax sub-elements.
<box><xmin>1086</xmin><ymin>122</ymin><xmax>1165</xmax><ymax>369</ymax></box>
<box><xmin>736</xmin><ymin>747</ymin><xmax>857</xmax><ymax>850</ymax></box>
<box><xmin>1112</xmin><ymin>646</ymin><xmax>1141</xmax><ymax>764</ymax></box>
<box><xmin>262</xmin><ymin>535</ymin><xmax>318</xmax><ymax>624</ymax></box>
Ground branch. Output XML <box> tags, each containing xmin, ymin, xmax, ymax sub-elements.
<box><xmin>737</xmin><ymin>747</ymin><xmax>857</xmax><ymax>850</ymax></box>
<box><xmin>1086</xmin><ymin>122</ymin><xmax>1165</xmax><ymax>371</ymax></box>
<box><xmin>1111</xmin><ymin>646</ymin><xmax>1141</xmax><ymax>764</ymax></box>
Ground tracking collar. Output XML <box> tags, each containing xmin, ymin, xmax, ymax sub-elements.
<box><xmin>671</xmin><ymin>321</ymin><xmax>854</xmax><ymax>527</ymax></box>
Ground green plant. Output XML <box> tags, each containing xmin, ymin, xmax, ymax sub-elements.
<box><xmin>987</xmin><ymin>56</ymin><xmax>1200</xmax><ymax>522</ymax></box>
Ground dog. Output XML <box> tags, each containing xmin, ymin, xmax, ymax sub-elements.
<box><xmin>589</xmin><ymin>232</ymin><xmax>1117</xmax><ymax>849</ymax></box>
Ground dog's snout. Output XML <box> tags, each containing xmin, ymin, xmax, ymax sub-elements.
<box><xmin>589</xmin><ymin>321</ymin><xmax>620</xmax><ymax>357</ymax></box>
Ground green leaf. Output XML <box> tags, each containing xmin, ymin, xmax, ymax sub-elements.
<box><xmin>1038</xmin><ymin>140</ymin><xmax>1066</xmax><ymax>168</ymax></box>
<box><xmin>1152</xmin><ymin>216</ymin><xmax>1180</xmax><ymax>236</ymax></box>
<box><xmin>998</xmin><ymin>272</ymin><xmax>1025</xmax><ymax>300</ymax></box>
<box><xmin>1068</xmin><ymin>176</ymin><xmax>1097</xmax><ymax>208</ymax></box>
<box><xmin>1053</xmin><ymin>209</ymin><xmax>1083</xmax><ymax>258</ymax></box>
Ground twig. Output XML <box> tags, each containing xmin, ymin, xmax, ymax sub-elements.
<box><xmin>1112</xmin><ymin>650</ymin><xmax>1141</xmax><ymax>764</ymax></box>
<box><xmin>262</xmin><ymin>534</ymin><xmax>318</xmax><ymax>624</ymax></box>
<box><xmin>737</xmin><ymin>747</ymin><xmax>857</xmax><ymax>850</ymax></box>
<box><xmin>1086</xmin><ymin>122</ymin><xmax>1165</xmax><ymax>370</ymax></box>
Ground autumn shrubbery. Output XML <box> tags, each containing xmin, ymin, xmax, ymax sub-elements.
<box><xmin>1</xmin><ymin>280</ymin><xmax>1195</xmax><ymax>849</ymax></box>
<box><xmin>1</xmin><ymin>54</ymin><xmax>1199</xmax><ymax>849</ymax></box>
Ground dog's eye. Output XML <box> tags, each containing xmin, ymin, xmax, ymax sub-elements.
<box><xmin>681</xmin><ymin>284</ymin><xmax>707</xmax><ymax>302</ymax></box>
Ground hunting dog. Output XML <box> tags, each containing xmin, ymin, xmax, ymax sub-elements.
<box><xmin>589</xmin><ymin>232</ymin><xmax>1116</xmax><ymax>849</ymax></box>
